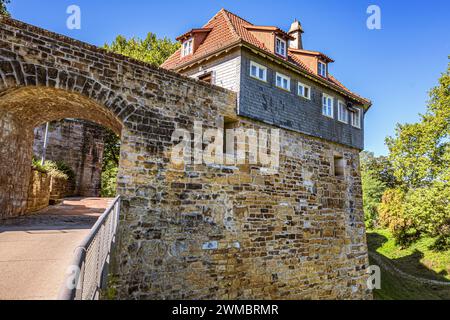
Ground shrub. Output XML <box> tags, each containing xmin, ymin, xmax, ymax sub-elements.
<box><xmin>362</xmin><ymin>169</ymin><xmax>386</xmax><ymax>228</ymax></box>
<box><xmin>31</xmin><ymin>157</ymin><xmax>74</xmax><ymax>181</ymax></box>
<box><xmin>53</xmin><ymin>160</ymin><xmax>75</xmax><ymax>181</ymax></box>
<box><xmin>42</xmin><ymin>161</ymin><xmax>69</xmax><ymax>180</ymax></box>
<box><xmin>101</xmin><ymin>166</ymin><xmax>118</xmax><ymax>197</ymax></box>
<box><xmin>31</xmin><ymin>157</ymin><xmax>48</xmax><ymax>173</ymax></box>
<box><xmin>379</xmin><ymin>188</ymin><xmax>418</xmax><ymax>246</ymax></box>
<box><xmin>405</xmin><ymin>183</ymin><xmax>450</xmax><ymax>250</ymax></box>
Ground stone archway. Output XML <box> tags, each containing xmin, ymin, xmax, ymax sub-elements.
<box><xmin>0</xmin><ymin>86</ymin><xmax>124</xmax><ymax>219</ymax></box>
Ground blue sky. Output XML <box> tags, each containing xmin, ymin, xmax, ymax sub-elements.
<box><xmin>8</xmin><ymin>0</ymin><xmax>450</xmax><ymax>155</ymax></box>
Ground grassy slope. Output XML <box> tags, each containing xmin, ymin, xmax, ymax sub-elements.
<box><xmin>367</xmin><ymin>229</ymin><xmax>450</xmax><ymax>300</ymax></box>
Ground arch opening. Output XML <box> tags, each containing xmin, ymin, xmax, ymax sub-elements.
<box><xmin>0</xmin><ymin>86</ymin><xmax>124</xmax><ymax>219</ymax></box>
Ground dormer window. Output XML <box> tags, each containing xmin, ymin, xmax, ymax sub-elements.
<box><xmin>182</xmin><ymin>38</ymin><xmax>193</xmax><ymax>57</ymax></box>
<box><xmin>275</xmin><ymin>37</ymin><xmax>287</xmax><ymax>57</ymax></box>
<box><xmin>318</xmin><ymin>61</ymin><xmax>327</xmax><ymax>78</ymax></box>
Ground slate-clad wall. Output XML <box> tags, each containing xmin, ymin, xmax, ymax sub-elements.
<box><xmin>239</xmin><ymin>48</ymin><xmax>365</xmax><ymax>150</ymax></box>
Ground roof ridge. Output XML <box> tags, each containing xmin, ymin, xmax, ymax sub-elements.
<box><xmin>203</xmin><ymin>9</ymin><xmax>226</xmax><ymax>27</ymax></box>
<box><xmin>221</xmin><ymin>8</ymin><xmax>254</xmax><ymax>27</ymax></box>
<box><xmin>220</xmin><ymin>9</ymin><xmax>241</xmax><ymax>40</ymax></box>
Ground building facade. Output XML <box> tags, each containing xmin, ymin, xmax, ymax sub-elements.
<box><xmin>157</xmin><ymin>9</ymin><xmax>373</xmax><ymax>300</ymax></box>
<box><xmin>162</xmin><ymin>9</ymin><xmax>371</xmax><ymax>151</ymax></box>
<box><xmin>0</xmin><ymin>11</ymin><xmax>372</xmax><ymax>299</ymax></box>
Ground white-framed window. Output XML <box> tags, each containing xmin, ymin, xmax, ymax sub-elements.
<box><xmin>351</xmin><ymin>108</ymin><xmax>362</xmax><ymax>129</ymax></box>
<box><xmin>275</xmin><ymin>37</ymin><xmax>287</xmax><ymax>57</ymax></box>
<box><xmin>249</xmin><ymin>61</ymin><xmax>267</xmax><ymax>82</ymax></box>
<box><xmin>338</xmin><ymin>100</ymin><xmax>349</xmax><ymax>123</ymax></box>
<box><xmin>276</xmin><ymin>72</ymin><xmax>290</xmax><ymax>91</ymax></box>
<box><xmin>318</xmin><ymin>61</ymin><xmax>327</xmax><ymax>78</ymax></box>
<box><xmin>322</xmin><ymin>94</ymin><xmax>334</xmax><ymax>118</ymax></box>
<box><xmin>181</xmin><ymin>38</ymin><xmax>193</xmax><ymax>57</ymax></box>
<box><xmin>298</xmin><ymin>82</ymin><xmax>311</xmax><ymax>99</ymax></box>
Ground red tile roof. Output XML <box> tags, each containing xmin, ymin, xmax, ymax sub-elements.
<box><xmin>161</xmin><ymin>9</ymin><xmax>371</xmax><ymax>107</ymax></box>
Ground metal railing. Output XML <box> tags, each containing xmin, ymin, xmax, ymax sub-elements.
<box><xmin>58</xmin><ymin>196</ymin><xmax>121</xmax><ymax>300</ymax></box>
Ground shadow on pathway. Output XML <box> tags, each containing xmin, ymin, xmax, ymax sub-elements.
<box><xmin>0</xmin><ymin>198</ymin><xmax>111</xmax><ymax>300</ymax></box>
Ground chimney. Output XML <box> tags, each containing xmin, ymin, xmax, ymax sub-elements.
<box><xmin>288</xmin><ymin>19</ymin><xmax>304</xmax><ymax>50</ymax></box>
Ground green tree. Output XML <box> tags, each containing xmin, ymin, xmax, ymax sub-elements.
<box><xmin>101</xmin><ymin>129</ymin><xmax>121</xmax><ymax>197</ymax></box>
<box><xmin>101</xmin><ymin>32</ymin><xmax>178</xmax><ymax>195</ymax></box>
<box><xmin>104</xmin><ymin>33</ymin><xmax>180</xmax><ymax>66</ymax></box>
<box><xmin>404</xmin><ymin>183</ymin><xmax>450</xmax><ymax>250</ymax></box>
<box><xmin>381</xmin><ymin>60</ymin><xmax>450</xmax><ymax>247</ymax></box>
<box><xmin>386</xmin><ymin>60</ymin><xmax>450</xmax><ymax>189</ymax></box>
<box><xmin>0</xmin><ymin>0</ymin><xmax>10</xmax><ymax>16</ymax></box>
<box><xmin>360</xmin><ymin>151</ymin><xmax>397</xmax><ymax>228</ymax></box>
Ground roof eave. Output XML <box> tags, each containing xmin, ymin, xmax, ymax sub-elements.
<box><xmin>176</xmin><ymin>28</ymin><xmax>213</xmax><ymax>41</ymax></box>
<box><xmin>241</xmin><ymin>43</ymin><xmax>371</xmax><ymax>108</ymax></box>
<box><xmin>166</xmin><ymin>41</ymin><xmax>371</xmax><ymax>109</ymax></box>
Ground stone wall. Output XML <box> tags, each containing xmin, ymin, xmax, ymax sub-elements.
<box><xmin>0</xmin><ymin>17</ymin><xmax>371</xmax><ymax>300</ymax></box>
<box><xmin>115</xmin><ymin>116</ymin><xmax>371</xmax><ymax>300</ymax></box>
<box><xmin>26</xmin><ymin>168</ymin><xmax>50</xmax><ymax>213</ymax></box>
<box><xmin>49</xmin><ymin>176</ymin><xmax>70</xmax><ymax>201</ymax></box>
<box><xmin>0</xmin><ymin>112</ymin><xmax>34</xmax><ymax>219</ymax></box>
<box><xmin>33</xmin><ymin>119</ymin><xmax>107</xmax><ymax>197</ymax></box>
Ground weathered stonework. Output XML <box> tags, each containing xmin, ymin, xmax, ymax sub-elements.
<box><xmin>34</xmin><ymin>119</ymin><xmax>107</xmax><ymax>197</ymax></box>
<box><xmin>0</xmin><ymin>17</ymin><xmax>371</xmax><ymax>300</ymax></box>
<box><xmin>26</xmin><ymin>168</ymin><xmax>50</xmax><ymax>213</ymax></box>
<box><xmin>49</xmin><ymin>175</ymin><xmax>70</xmax><ymax>201</ymax></box>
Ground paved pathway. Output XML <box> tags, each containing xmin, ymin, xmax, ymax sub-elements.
<box><xmin>0</xmin><ymin>198</ymin><xmax>111</xmax><ymax>300</ymax></box>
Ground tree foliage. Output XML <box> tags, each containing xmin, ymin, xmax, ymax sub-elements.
<box><xmin>0</xmin><ymin>0</ymin><xmax>10</xmax><ymax>16</ymax></box>
<box><xmin>101</xmin><ymin>129</ymin><xmax>121</xmax><ymax>197</ymax></box>
<box><xmin>104</xmin><ymin>33</ymin><xmax>180</xmax><ymax>67</ymax></box>
<box><xmin>100</xmin><ymin>31</ymin><xmax>178</xmax><ymax>196</ymax></box>
<box><xmin>377</xmin><ymin>60</ymin><xmax>450</xmax><ymax>248</ymax></box>
<box><xmin>360</xmin><ymin>151</ymin><xmax>397</xmax><ymax>228</ymax></box>
<box><xmin>404</xmin><ymin>183</ymin><xmax>450</xmax><ymax>249</ymax></box>
<box><xmin>386</xmin><ymin>61</ymin><xmax>450</xmax><ymax>189</ymax></box>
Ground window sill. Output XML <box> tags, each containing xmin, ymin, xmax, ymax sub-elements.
<box><xmin>250</xmin><ymin>75</ymin><xmax>268</xmax><ymax>83</ymax></box>
<box><xmin>276</xmin><ymin>86</ymin><xmax>291</xmax><ymax>93</ymax></box>
<box><xmin>322</xmin><ymin>114</ymin><xmax>334</xmax><ymax>119</ymax></box>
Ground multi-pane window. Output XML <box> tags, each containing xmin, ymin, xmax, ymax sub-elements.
<box><xmin>298</xmin><ymin>82</ymin><xmax>311</xmax><ymax>99</ymax></box>
<box><xmin>322</xmin><ymin>94</ymin><xmax>334</xmax><ymax>118</ymax></box>
<box><xmin>351</xmin><ymin>108</ymin><xmax>362</xmax><ymax>128</ymax></box>
<box><xmin>276</xmin><ymin>73</ymin><xmax>290</xmax><ymax>91</ymax></box>
<box><xmin>250</xmin><ymin>61</ymin><xmax>267</xmax><ymax>82</ymax></box>
<box><xmin>318</xmin><ymin>61</ymin><xmax>327</xmax><ymax>78</ymax></box>
<box><xmin>338</xmin><ymin>101</ymin><xmax>349</xmax><ymax>123</ymax></box>
<box><xmin>275</xmin><ymin>37</ymin><xmax>287</xmax><ymax>57</ymax></box>
<box><xmin>182</xmin><ymin>38</ymin><xmax>193</xmax><ymax>57</ymax></box>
